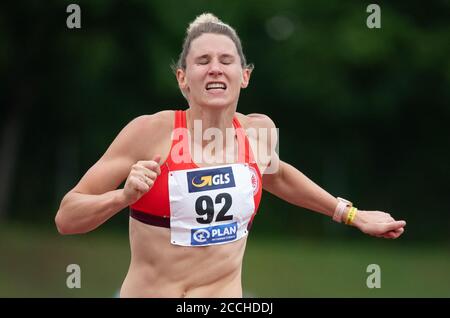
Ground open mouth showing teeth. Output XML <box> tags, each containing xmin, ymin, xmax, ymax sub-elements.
<box><xmin>206</xmin><ymin>82</ymin><xmax>227</xmax><ymax>90</ymax></box>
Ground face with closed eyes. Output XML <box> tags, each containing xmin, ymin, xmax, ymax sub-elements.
<box><xmin>176</xmin><ymin>33</ymin><xmax>251</xmax><ymax>109</ymax></box>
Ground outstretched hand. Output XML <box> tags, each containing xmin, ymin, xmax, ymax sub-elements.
<box><xmin>351</xmin><ymin>210</ymin><xmax>406</xmax><ymax>239</ymax></box>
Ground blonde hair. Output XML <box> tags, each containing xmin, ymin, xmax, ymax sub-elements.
<box><xmin>187</xmin><ymin>13</ymin><xmax>225</xmax><ymax>33</ymax></box>
<box><xmin>172</xmin><ymin>13</ymin><xmax>254</xmax><ymax>72</ymax></box>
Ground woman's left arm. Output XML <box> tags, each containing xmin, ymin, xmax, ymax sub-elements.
<box><xmin>262</xmin><ymin>160</ymin><xmax>406</xmax><ymax>239</ymax></box>
<box><xmin>247</xmin><ymin>113</ymin><xmax>406</xmax><ymax>239</ymax></box>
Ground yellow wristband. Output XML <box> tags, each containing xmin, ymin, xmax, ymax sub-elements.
<box><xmin>345</xmin><ymin>207</ymin><xmax>357</xmax><ymax>225</ymax></box>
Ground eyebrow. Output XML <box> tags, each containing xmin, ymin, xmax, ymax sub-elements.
<box><xmin>194</xmin><ymin>54</ymin><xmax>235</xmax><ymax>61</ymax></box>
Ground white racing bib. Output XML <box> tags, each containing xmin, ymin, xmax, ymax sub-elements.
<box><xmin>169</xmin><ymin>163</ymin><xmax>255</xmax><ymax>247</ymax></box>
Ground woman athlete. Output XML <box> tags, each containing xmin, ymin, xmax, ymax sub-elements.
<box><xmin>55</xmin><ymin>13</ymin><xmax>406</xmax><ymax>298</ymax></box>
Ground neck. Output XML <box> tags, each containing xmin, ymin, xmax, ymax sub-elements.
<box><xmin>186</xmin><ymin>104</ymin><xmax>239</xmax><ymax>165</ymax></box>
<box><xmin>186</xmin><ymin>104</ymin><xmax>236</xmax><ymax>134</ymax></box>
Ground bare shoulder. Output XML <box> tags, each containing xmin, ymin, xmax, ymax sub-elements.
<box><xmin>235</xmin><ymin>112</ymin><xmax>275</xmax><ymax>130</ymax></box>
<box><xmin>120</xmin><ymin>110</ymin><xmax>173</xmax><ymax>142</ymax></box>
<box><xmin>126</xmin><ymin>110</ymin><xmax>173</xmax><ymax>135</ymax></box>
<box><xmin>106</xmin><ymin>110</ymin><xmax>174</xmax><ymax>160</ymax></box>
<box><xmin>235</xmin><ymin>112</ymin><xmax>277</xmax><ymax>150</ymax></box>
<box><xmin>235</xmin><ymin>112</ymin><xmax>277</xmax><ymax>173</ymax></box>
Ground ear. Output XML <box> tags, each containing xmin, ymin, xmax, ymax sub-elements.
<box><xmin>176</xmin><ymin>68</ymin><xmax>189</xmax><ymax>92</ymax></box>
<box><xmin>240</xmin><ymin>68</ymin><xmax>252</xmax><ymax>89</ymax></box>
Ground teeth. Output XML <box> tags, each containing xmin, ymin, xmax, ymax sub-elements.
<box><xmin>206</xmin><ymin>83</ymin><xmax>226</xmax><ymax>89</ymax></box>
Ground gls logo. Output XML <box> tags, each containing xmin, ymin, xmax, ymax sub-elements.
<box><xmin>192</xmin><ymin>174</ymin><xmax>230</xmax><ymax>187</ymax></box>
<box><xmin>187</xmin><ymin>167</ymin><xmax>235</xmax><ymax>193</ymax></box>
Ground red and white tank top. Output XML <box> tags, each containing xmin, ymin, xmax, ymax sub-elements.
<box><xmin>130</xmin><ymin>110</ymin><xmax>262</xmax><ymax>246</ymax></box>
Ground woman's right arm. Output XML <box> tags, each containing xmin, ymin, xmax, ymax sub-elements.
<box><xmin>56</xmin><ymin>188</ymin><xmax>129</xmax><ymax>235</ymax></box>
<box><xmin>55</xmin><ymin>113</ymin><xmax>167</xmax><ymax>235</ymax></box>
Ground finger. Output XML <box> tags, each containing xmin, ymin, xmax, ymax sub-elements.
<box><xmin>138</xmin><ymin>159</ymin><xmax>161</xmax><ymax>175</ymax></box>
<box><xmin>152</xmin><ymin>154</ymin><xmax>161</xmax><ymax>164</ymax></box>
<box><xmin>384</xmin><ymin>228</ymin><xmax>404</xmax><ymax>239</ymax></box>
<box><xmin>145</xmin><ymin>170</ymin><xmax>157</xmax><ymax>181</ymax></box>
<box><xmin>137</xmin><ymin>160</ymin><xmax>159</xmax><ymax>172</ymax></box>
<box><xmin>387</xmin><ymin>231</ymin><xmax>397</xmax><ymax>239</ymax></box>
<box><xmin>135</xmin><ymin>183</ymin><xmax>149</xmax><ymax>193</ymax></box>
<box><xmin>134</xmin><ymin>167</ymin><xmax>157</xmax><ymax>181</ymax></box>
<box><xmin>146</xmin><ymin>178</ymin><xmax>154</xmax><ymax>188</ymax></box>
<box><xmin>382</xmin><ymin>221</ymin><xmax>406</xmax><ymax>232</ymax></box>
<box><xmin>379</xmin><ymin>230</ymin><xmax>398</xmax><ymax>239</ymax></box>
<box><xmin>138</xmin><ymin>174</ymin><xmax>155</xmax><ymax>187</ymax></box>
<box><xmin>152</xmin><ymin>154</ymin><xmax>162</xmax><ymax>175</ymax></box>
<box><xmin>145</xmin><ymin>154</ymin><xmax>162</xmax><ymax>175</ymax></box>
<box><xmin>384</xmin><ymin>228</ymin><xmax>403</xmax><ymax>235</ymax></box>
<box><xmin>154</xmin><ymin>164</ymin><xmax>161</xmax><ymax>176</ymax></box>
<box><xmin>393</xmin><ymin>228</ymin><xmax>405</xmax><ymax>238</ymax></box>
<box><xmin>131</xmin><ymin>178</ymin><xmax>149</xmax><ymax>193</ymax></box>
<box><xmin>133</xmin><ymin>165</ymin><xmax>153</xmax><ymax>177</ymax></box>
<box><xmin>386</xmin><ymin>231</ymin><xmax>400</xmax><ymax>238</ymax></box>
<box><xmin>393</xmin><ymin>227</ymin><xmax>404</xmax><ymax>234</ymax></box>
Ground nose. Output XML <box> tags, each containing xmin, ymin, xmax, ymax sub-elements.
<box><xmin>208</xmin><ymin>59</ymin><xmax>223</xmax><ymax>77</ymax></box>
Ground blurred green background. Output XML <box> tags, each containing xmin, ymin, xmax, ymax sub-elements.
<box><xmin>1</xmin><ymin>0</ymin><xmax>449</xmax><ymax>297</ymax></box>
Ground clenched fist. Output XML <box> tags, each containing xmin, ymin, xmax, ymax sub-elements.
<box><xmin>122</xmin><ymin>155</ymin><xmax>161</xmax><ymax>205</ymax></box>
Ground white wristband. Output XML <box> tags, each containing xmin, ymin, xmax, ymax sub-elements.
<box><xmin>333</xmin><ymin>197</ymin><xmax>352</xmax><ymax>223</ymax></box>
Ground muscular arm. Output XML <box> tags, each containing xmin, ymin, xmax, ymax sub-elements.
<box><xmin>55</xmin><ymin>159</ymin><xmax>132</xmax><ymax>235</ymax></box>
<box><xmin>244</xmin><ymin>114</ymin><xmax>335</xmax><ymax>214</ymax></box>
<box><xmin>263</xmin><ymin>160</ymin><xmax>338</xmax><ymax>217</ymax></box>
<box><xmin>263</xmin><ymin>158</ymin><xmax>406</xmax><ymax>238</ymax></box>
<box><xmin>55</xmin><ymin>112</ymin><xmax>170</xmax><ymax>235</ymax></box>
